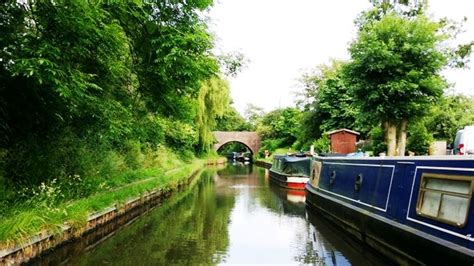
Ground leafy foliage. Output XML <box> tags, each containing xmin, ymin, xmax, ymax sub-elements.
<box><xmin>312</xmin><ymin>135</ymin><xmax>331</xmax><ymax>154</ymax></box>
<box><xmin>256</xmin><ymin>108</ymin><xmax>302</xmax><ymax>152</ymax></box>
<box><xmin>244</xmin><ymin>104</ymin><xmax>265</xmax><ymax>129</ymax></box>
<box><xmin>1</xmin><ymin>2</ymin><xmax>134</xmax><ymax>146</ymax></box>
<box><xmin>164</xmin><ymin>119</ymin><xmax>199</xmax><ymax>151</ymax></box>
<box><xmin>407</xmin><ymin>122</ymin><xmax>433</xmax><ymax>155</ymax></box>
<box><xmin>425</xmin><ymin>95</ymin><xmax>474</xmax><ymax>143</ymax></box>
<box><xmin>342</xmin><ymin>3</ymin><xmax>472</xmax><ymax>155</ymax></box>
<box><xmin>256</xmin><ymin>2</ymin><xmax>473</xmax><ymax>157</ymax></box>
<box><xmin>367</xmin><ymin>125</ymin><xmax>388</xmax><ymax>155</ymax></box>
<box><xmin>346</xmin><ymin>10</ymin><xmax>447</xmax><ymax>124</ymax></box>
<box><xmin>196</xmin><ymin>77</ymin><xmax>231</xmax><ymax>152</ymax></box>
<box><xmin>0</xmin><ymin>0</ymin><xmax>236</xmax><ymax>226</ymax></box>
<box><xmin>215</xmin><ymin>106</ymin><xmax>252</xmax><ymax>131</ymax></box>
<box><xmin>296</xmin><ymin>60</ymin><xmax>362</xmax><ymax>147</ymax></box>
<box><xmin>218</xmin><ymin>51</ymin><xmax>249</xmax><ymax>77</ymax></box>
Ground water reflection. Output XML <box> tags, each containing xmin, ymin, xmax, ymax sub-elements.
<box><xmin>32</xmin><ymin>164</ymin><xmax>389</xmax><ymax>265</ymax></box>
<box><xmin>34</xmin><ymin>169</ymin><xmax>234</xmax><ymax>265</ymax></box>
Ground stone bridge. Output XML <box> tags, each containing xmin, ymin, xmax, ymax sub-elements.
<box><xmin>213</xmin><ymin>131</ymin><xmax>261</xmax><ymax>154</ymax></box>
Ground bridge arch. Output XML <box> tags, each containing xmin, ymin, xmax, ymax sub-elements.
<box><xmin>216</xmin><ymin>141</ymin><xmax>253</xmax><ymax>154</ymax></box>
<box><xmin>213</xmin><ymin>131</ymin><xmax>261</xmax><ymax>155</ymax></box>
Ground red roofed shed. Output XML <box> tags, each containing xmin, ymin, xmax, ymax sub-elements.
<box><xmin>327</xmin><ymin>128</ymin><xmax>360</xmax><ymax>154</ymax></box>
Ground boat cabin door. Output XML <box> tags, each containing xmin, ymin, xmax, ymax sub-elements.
<box><xmin>387</xmin><ymin>161</ymin><xmax>416</xmax><ymax>219</ymax></box>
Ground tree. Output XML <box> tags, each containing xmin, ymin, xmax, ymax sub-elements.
<box><xmin>296</xmin><ymin>60</ymin><xmax>361</xmax><ymax>146</ymax></box>
<box><xmin>0</xmin><ymin>1</ymin><xmax>224</xmax><ymax>185</ymax></box>
<box><xmin>0</xmin><ymin>2</ymin><xmax>135</xmax><ymax>145</ymax></box>
<box><xmin>218</xmin><ymin>51</ymin><xmax>249</xmax><ymax>78</ymax></box>
<box><xmin>344</xmin><ymin>5</ymin><xmax>467</xmax><ymax>156</ymax></box>
<box><xmin>0</xmin><ymin>1</ymin><xmax>220</xmax><ymax>149</ymax></box>
<box><xmin>256</xmin><ymin>108</ymin><xmax>302</xmax><ymax>148</ymax></box>
<box><xmin>423</xmin><ymin>94</ymin><xmax>474</xmax><ymax>144</ymax></box>
<box><xmin>215</xmin><ymin>106</ymin><xmax>252</xmax><ymax>131</ymax></box>
<box><xmin>243</xmin><ymin>104</ymin><xmax>264</xmax><ymax>129</ymax></box>
<box><xmin>107</xmin><ymin>1</ymin><xmax>218</xmax><ymax>120</ymax></box>
<box><xmin>196</xmin><ymin>77</ymin><xmax>231</xmax><ymax>153</ymax></box>
<box><xmin>407</xmin><ymin>121</ymin><xmax>433</xmax><ymax>155</ymax></box>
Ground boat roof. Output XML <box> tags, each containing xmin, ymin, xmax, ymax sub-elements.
<box><xmin>282</xmin><ymin>156</ymin><xmax>312</xmax><ymax>163</ymax></box>
<box><xmin>273</xmin><ymin>154</ymin><xmax>312</xmax><ymax>162</ymax></box>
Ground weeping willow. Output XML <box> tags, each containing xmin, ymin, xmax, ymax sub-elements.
<box><xmin>196</xmin><ymin>77</ymin><xmax>231</xmax><ymax>152</ymax></box>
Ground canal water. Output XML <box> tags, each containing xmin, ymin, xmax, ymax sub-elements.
<box><xmin>32</xmin><ymin>164</ymin><xmax>391</xmax><ymax>265</ymax></box>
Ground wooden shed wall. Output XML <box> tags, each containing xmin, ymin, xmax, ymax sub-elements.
<box><xmin>330</xmin><ymin>131</ymin><xmax>357</xmax><ymax>154</ymax></box>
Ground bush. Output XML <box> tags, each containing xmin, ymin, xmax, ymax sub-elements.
<box><xmin>178</xmin><ymin>149</ymin><xmax>195</xmax><ymax>163</ymax></box>
<box><xmin>291</xmin><ymin>140</ymin><xmax>303</xmax><ymax>151</ymax></box>
<box><xmin>0</xmin><ymin>119</ymin><xmax>202</xmax><ymax>219</ymax></box>
<box><xmin>312</xmin><ymin>135</ymin><xmax>330</xmax><ymax>154</ymax></box>
<box><xmin>368</xmin><ymin>126</ymin><xmax>387</xmax><ymax>156</ymax></box>
<box><xmin>123</xmin><ymin>140</ymin><xmax>144</xmax><ymax>170</ymax></box>
<box><xmin>407</xmin><ymin>122</ymin><xmax>433</xmax><ymax>155</ymax></box>
<box><xmin>134</xmin><ymin>114</ymin><xmax>165</xmax><ymax>146</ymax></box>
<box><xmin>163</xmin><ymin>119</ymin><xmax>198</xmax><ymax>150</ymax></box>
<box><xmin>5</xmin><ymin>131</ymin><xmax>90</xmax><ymax>186</ymax></box>
<box><xmin>258</xmin><ymin>138</ymin><xmax>286</xmax><ymax>157</ymax></box>
<box><xmin>98</xmin><ymin>150</ymin><xmax>126</xmax><ymax>178</ymax></box>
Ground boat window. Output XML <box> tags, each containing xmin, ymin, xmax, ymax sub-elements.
<box><xmin>416</xmin><ymin>173</ymin><xmax>473</xmax><ymax>227</ymax></box>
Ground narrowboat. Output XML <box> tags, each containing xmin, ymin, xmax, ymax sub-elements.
<box><xmin>305</xmin><ymin>156</ymin><xmax>474</xmax><ymax>264</ymax></box>
<box><xmin>269</xmin><ymin>155</ymin><xmax>312</xmax><ymax>190</ymax></box>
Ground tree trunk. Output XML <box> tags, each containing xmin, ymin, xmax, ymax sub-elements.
<box><xmin>385</xmin><ymin>122</ymin><xmax>397</xmax><ymax>156</ymax></box>
<box><xmin>396</xmin><ymin>119</ymin><xmax>408</xmax><ymax>156</ymax></box>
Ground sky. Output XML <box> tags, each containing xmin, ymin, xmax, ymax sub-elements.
<box><xmin>207</xmin><ymin>0</ymin><xmax>474</xmax><ymax>114</ymax></box>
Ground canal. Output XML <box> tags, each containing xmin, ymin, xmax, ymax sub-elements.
<box><xmin>32</xmin><ymin>164</ymin><xmax>391</xmax><ymax>265</ymax></box>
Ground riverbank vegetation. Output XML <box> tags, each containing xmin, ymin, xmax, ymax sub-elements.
<box><xmin>0</xmin><ymin>1</ymin><xmax>245</xmax><ymax>246</ymax></box>
<box><xmin>255</xmin><ymin>1</ymin><xmax>474</xmax><ymax>157</ymax></box>
<box><xmin>0</xmin><ymin>154</ymin><xmax>204</xmax><ymax>248</ymax></box>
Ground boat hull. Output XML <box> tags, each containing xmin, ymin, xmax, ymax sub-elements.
<box><xmin>305</xmin><ymin>156</ymin><xmax>474</xmax><ymax>265</ymax></box>
<box><xmin>269</xmin><ymin>169</ymin><xmax>309</xmax><ymax>190</ymax></box>
<box><xmin>306</xmin><ymin>183</ymin><xmax>473</xmax><ymax>265</ymax></box>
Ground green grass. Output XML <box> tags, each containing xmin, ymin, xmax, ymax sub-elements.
<box><xmin>259</xmin><ymin>157</ymin><xmax>273</xmax><ymax>163</ymax></box>
<box><xmin>0</xmin><ymin>159</ymin><xmax>204</xmax><ymax>249</ymax></box>
<box><xmin>0</xmin><ymin>145</ymin><xmax>227</xmax><ymax>248</ymax></box>
<box><xmin>199</xmin><ymin>150</ymin><xmax>223</xmax><ymax>159</ymax></box>
<box><xmin>259</xmin><ymin>148</ymin><xmax>298</xmax><ymax>163</ymax></box>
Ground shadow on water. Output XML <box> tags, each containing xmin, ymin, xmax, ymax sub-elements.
<box><xmin>30</xmin><ymin>163</ymin><xmax>392</xmax><ymax>265</ymax></box>
<box><xmin>305</xmin><ymin>211</ymin><xmax>394</xmax><ymax>266</ymax></box>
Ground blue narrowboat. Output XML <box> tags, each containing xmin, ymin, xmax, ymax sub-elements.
<box><xmin>305</xmin><ymin>156</ymin><xmax>474</xmax><ymax>264</ymax></box>
<box><xmin>270</xmin><ymin>155</ymin><xmax>312</xmax><ymax>190</ymax></box>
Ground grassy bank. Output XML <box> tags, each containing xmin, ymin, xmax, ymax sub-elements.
<box><xmin>0</xmin><ymin>148</ymin><xmax>215</xmax><ymax>249</ymax></box>
<box><xmin>258</xmin><ymin>148</ymin><xmax>299</xmax><ymax>163</ymax></box>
